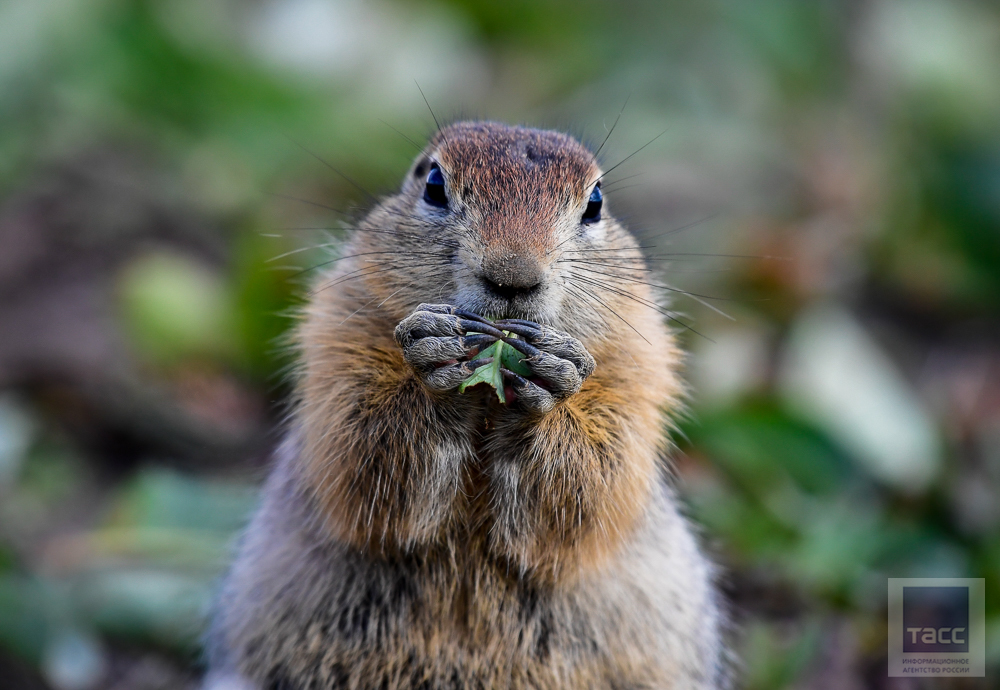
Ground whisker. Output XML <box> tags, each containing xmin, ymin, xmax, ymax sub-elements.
<box><xmin>272</xmin><ymin>226</ymin><xmax>345</xmax><ymax>233</ymax></box>
<box><xmin>312</xmin><ymin>261</ymin><xmax>452</xmax><ymax>297</ymax></box>
<box><xmin>270</xmin><ymin>199</ymin><xmax>460</xmax><ymax>239</ymax></box>
<box><xmin>569</xmin><ymin>265</ymin><xmax>737</xmax><ymax>304</ymax></box>
<box><xmin>567</xmin><ymin>273</ymin><xmax>711</xmax><ymax>340</ymax></box>
<box><xmin>309</xmin><ymin>262</ymin><xmax>414</xmax><ymax>296</ymax></box>
<box><xmin>646</xmin><ymin>252</ymin><xmax>790</xmax><ymax>261</ymax></box>
<box><xmin>599</xmin><ymin>171</ymin><xmax>646</xmax><ymax>190</ymax></box>
<box><xmin>562</xmin><ymin>283</ymin><xmax>624</xmax><ymax>353</ymax></box>
<box><xmin>573</xmin><ymin>267</ymin><xmax>736</xmax><ymax>321</ymax></box>
<box><xmin>547</xmin><ymin>231</ymin><xmax>583</xmax><ymax>256</ymax></box>
<box><xmin>592</xmin><ymin>93</ymin><xmax>631</xmax><ymax>164</ymax></box>
<box><xmin>564</xmin><ymin>277</ymin><xmax>650</xmax><ymax>344</ymax></box>
<box><xmin>556</xmin><ymin>258</ymin><xmax>655</xmax><ymax>272</ymax></box>
<box><xmin>289</xmin><ymin>249</ymin><xmax>454</xmax><ymax>278</ymax></box>
<box><xmin>416</xmin><ymin>81</ymin><xmax>442</xmax><ymax>131</ymax></box>
<box><xmin>590</xmin><ymin>129</ymin><xmax>668</xmax><ymax>186</ymax></box>
<box><xmin>266</xmin><ymin>243</ymin><xmax>338</xmax><ymax>263</ymax></box>
<box><xmin>379</xmin><ymin>119</ymin><xmax>424</xmax><ymax>154</ymax></box>
<box><xmin>596</xmin><ymin>182</ymin><xmax>646</xmax><ymax>194</ymax></box>
<box><xmin>564</xmin><ymin>283</ymin><xmax>609</xmax><ymax>326</ymax></box>
<box><xmin>639</xmin><ymin>214</ymin><xmax>719</xmax><ymax>244</ymax></box>
<box><xmin>270</xmin><ymin>192</ymin><xmax>347</xmax><ymax>215</ymax></box>
<box><xmin>561</xmin><ymin>246</ymin><xmax>656</xmax><ymax>253</ymax></box>
<box><xmin>287</xmin><ymin>135</ymin><xmax>379</xmax><ymax>204</ymax></box>
<box><xmin>337</xmin><ymin>280</ymin><xmax>417</xmax><ymax>327</ymax></box>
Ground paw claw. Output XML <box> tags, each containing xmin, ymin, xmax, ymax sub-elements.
<box><xmin>492</xmin><ymin>321</ymin><xmax>543</xmax><ymax>341</ymax></box>
<box><xmin>458</xmin><ymin>320</ymin><xmax>505</xmax><ymax>339</ymax></box>
<box><xmin>425</xmin><ymin>358</ymin><xmax>492</xmax><ymax>391</ymax></box>
<box><xmin>497</xmin><ymin>324</ymin><xmax>594</xmax><ymax>403</ymax></box>
<box><xmin>453</xmin><ymin>308</ymin><xmax>495</xmax><ymax>325</ymax></box>
<box><xmin>501</xmin><ymin>336</ymin><xmax>543</xmax><ymax>360</ymax></box>
<box><xmin>396</xmin><ymin>305</ymin><xmax>505</xmax><ymax>391</ymax></box>
<box><xmin>500</xmin><ymin>368</ymin><xmax>555</xmax><ymax>414</ymax></box>
<box><xmin>462</xmin><ymin>333</ymin><xmax>498</xmax><ymax>353</ymax></box>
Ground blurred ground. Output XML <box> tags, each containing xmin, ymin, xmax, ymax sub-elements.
<box><xmin>1</xmin><ymin>0</ymin><xmax>999</xmax><ymax>688</ymax></box>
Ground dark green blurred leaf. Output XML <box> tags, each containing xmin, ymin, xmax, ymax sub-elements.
<box><xmin>110</xmin><ymin>468</ymin><xmax>256</xmax><ymax>535</ymax></box>
<box><xmin>683</xmin><ymin>402</ymin><xmax>853</xmax><ymax>496</ymax></box>
<box><xmin>0</xmin><ymin>577</ymin><xmax>51</xmax><ymax>664</ymax></box>
<box><xmin>80</xmin><ymin>570</ymin><xmax>208</xmax><ymax>654</ymax></box>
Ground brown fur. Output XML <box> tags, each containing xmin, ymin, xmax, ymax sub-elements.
<box><xmin>207</xmin><ymin>122</ymin><xmax>726</xmax><ymax>689</ymax></box>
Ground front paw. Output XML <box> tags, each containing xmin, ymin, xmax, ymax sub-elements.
<box><xmin>493</xmin><ymin>319</ymin><xmax>596</xmax><ymax>413</ymax></box>
<box><xmin>394</xmin><ymin>304</ymin><xmax>504</xmax><ymax>392</ymax></box>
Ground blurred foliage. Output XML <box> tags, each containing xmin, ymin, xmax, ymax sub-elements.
<box><xmin>1</xmin><ymin>0</ymin><xmax>999</xmax><ymax>688</ymax></box>
<box><xmin>120</xmin><ymin>252</ymin><xmax>238</xmax><ymax>367</ymax></box>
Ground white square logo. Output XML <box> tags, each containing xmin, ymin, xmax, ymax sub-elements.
<box><xmin>888</xmin><ymin>578</ymin><xmax>985</xmax><ymax>677</ymax></box>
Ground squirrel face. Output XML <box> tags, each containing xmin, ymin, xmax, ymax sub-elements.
<box><xmin>352</xmin><ymin>121</ymin><xmax>644</xmax><ymax>340</ymax></box>
<box><xmin>379</xmin><ymin>121</ymin><xmax>628</xmax><ymax>327</ymax></box>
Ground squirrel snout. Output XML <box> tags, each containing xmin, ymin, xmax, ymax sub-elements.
<box><xmin>480</xmin><ymin>252</ymin><xmax>544</xmax><ymax>298</ymax></box>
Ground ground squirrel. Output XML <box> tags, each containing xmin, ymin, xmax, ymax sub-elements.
<box><xmin>206</xmin><ymin>121</ymin><xmax>726</xmax><ymax>689</ymax></box>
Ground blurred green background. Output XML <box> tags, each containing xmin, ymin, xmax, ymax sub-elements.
<box><xmin>1</xmin><ymin>0</ymin><xmax>998</xmax><ymax>688</ymax></box>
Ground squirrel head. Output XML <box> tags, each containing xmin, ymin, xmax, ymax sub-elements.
<box><xmin>355</xmin><ymin>121</ymin><xmax>645</xmax><ymax>337</ymax></box>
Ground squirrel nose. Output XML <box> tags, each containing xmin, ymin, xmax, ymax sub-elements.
<box><xmin>481</xmin><ymin>252</ymin><xmax>544</xmax><ymax>297</ymax></box>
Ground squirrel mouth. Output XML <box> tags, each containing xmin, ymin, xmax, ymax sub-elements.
<box><xmin>478</xmin><ymin>280</ymin><xmax>546</xmax><ymax>321</ymax></box>
<box><xmin>482</xmin><ymin>279</ymin><xmax>542</xmax><ymax>302</ymax></box>
<box><xmin>451</xmin><ymin>274</ymin><xmax>554</xmax><ymax>323</ymax></box>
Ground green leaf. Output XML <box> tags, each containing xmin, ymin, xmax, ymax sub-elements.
<box><xmin>500</xmin><ymin>338</ymin><xmax>533</xmax><ymax>376</ymax></box>
<box><xmin>456</xmin><ymin>329</ymin><xmax>534</xmax><ymax>403</ymax></box>
<box><xmin>458</xmin><ymin>339</ymin><xmax>505</xmax><ymax>402</ymax></box>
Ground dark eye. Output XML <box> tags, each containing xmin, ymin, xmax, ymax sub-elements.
<box><xmin>582</xmin><ymin>184</ymin><xmax>602</xmax><ymax>224</ymax></box>
<box><xmin>423</xmin><ymin>164</ymin><xmax>448</xmax><ymax>209</ymax></box>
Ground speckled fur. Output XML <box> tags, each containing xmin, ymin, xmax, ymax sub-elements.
<box><xmin>207</xmin><ymin>122</ymin><xmax>727</xmax><ymax>689</ymax></box>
